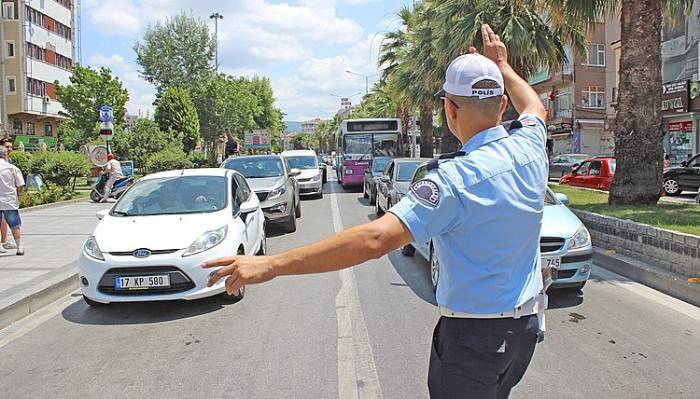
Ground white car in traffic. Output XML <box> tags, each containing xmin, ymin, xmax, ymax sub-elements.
<box><xmin>282</xmin><ymin>149</ymin><xmax>324</xmax><ymax>198</ymax></box>
<box><xmin>79</xmin><ymin>169</ymin><xmax>265</xmax><ymax>306</ymax></box>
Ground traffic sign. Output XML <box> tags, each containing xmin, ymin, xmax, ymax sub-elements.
<box><xmin>100</xmin><ymin>121</ymin><xmax>114</xmax><ymax>141</ymax></box>
<box><xmin>99</xmin><ymin>105</ymin><xmax>114</xmax><ymax>123</ymax></box>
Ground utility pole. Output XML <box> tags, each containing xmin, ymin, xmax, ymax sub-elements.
<box><xmin>210</xmin><ymin>12</ymin><xmax>224</xmax><ymax>71</ymax></box>
<box><xmin>345</xmin><ymin>70</ymin><xmax>375</xmax><ymax>96</ymax></box>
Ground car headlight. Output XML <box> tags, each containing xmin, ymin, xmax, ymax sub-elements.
<box><xmin>267</xmin><ymin>184</ymin><xmax>287</xmax><ymax>200</ymax></box>
<box><xmin>312</xmin><ymin>173</ymin><xmax>322</xmax><ymax>182</ymax></box>
<box><xmin>83</xmin><ymin>236</ymin><xmax>105</xmax><ymax>261</ymax></box>
<box><xmin>182</xmin><ymin>225</ymin><xmax>228</xmax><ymax>257</ymax></box>
<box><xmin>568</xmin><ymin>226</ymin><xmax>591</xmax><ymax>250</ymax></box>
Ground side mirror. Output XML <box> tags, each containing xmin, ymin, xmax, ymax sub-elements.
<box><xmin>96</xmin><ymin>209</ymin><xmax>109</xmax><ymax>220</ymax></box>
<box><xmin>239</xmin><ymin>201</ymin><xmax>259</xmax><ymax>222</ymax></box>
<box><xmin>289</xmin><ymin>168</ymin><xmax>301</xmax><ymax>177</ymax></box>
<box><xmin>572</xmin><ymin>163</ymin><xmax>579</xmax><ymax>170</ymax></box>
<box><xmin>554</xmin><ymin>193</ymin><xmax>570</xmax><ymax>205</ymax></box>
<box><xmin>365</xmin><ymin>168</ymin><xmax>370</xmax><ymax>173</ymax></box>
<box><xmin>681</xmin><ymin>161</ymin><xmax>688</xmax><ymax>167</ymax></box>
<box><xmin>379</xmin><ymin>175</ymin><xmax>390</xmax><ymax>183</ymax></box>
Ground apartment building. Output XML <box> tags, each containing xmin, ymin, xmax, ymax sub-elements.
<box><xmin>529</xmin><ymin>20</ymin><xmax>619</xmax><ymax>156</ymax></box>
<box><xmin>301</xmin><ymin>117</ymin><xmax>326</xmax><ymax>134</ymax></box>
<box><xmin>1</xmin><ymin>0</ymin><xmax>75</xmax><ymax>144</ymax></box>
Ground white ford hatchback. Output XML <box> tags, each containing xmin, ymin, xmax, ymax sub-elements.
<box><xmin>79</xmin><ymin>168</ymin><xmax>265</xmax><ymax>306</ymax></box>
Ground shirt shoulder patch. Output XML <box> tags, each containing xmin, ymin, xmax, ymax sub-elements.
<box><xmin>521</xmin><ymin>119</ymin><xmax>537</xmax><ymax>126</ymax></box>
<box><xmin>410</xmin><ymin>179</ymin><xmax>440</xmax><ymax>207</ymax></box>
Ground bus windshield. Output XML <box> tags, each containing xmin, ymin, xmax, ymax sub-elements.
<box><xmin>373</xmin><ymin>134</ymin><xmax>399</xmax><ymax>157</ymax></box>
<box><xmin>344</xmin><ymin>134</ymin><xmax>372</xmax><ymax>155</ymax></box>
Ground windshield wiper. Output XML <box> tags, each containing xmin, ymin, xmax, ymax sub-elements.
<box><xmin>358</xmin><ymin>147</ymin><xmax>374</xmax><ymax>162</ymax></box>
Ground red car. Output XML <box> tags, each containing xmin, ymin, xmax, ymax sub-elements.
<box><xmin>560</xmin><ymin>157</ymin><xmax>616</xmax><ymax>191</ymax></box>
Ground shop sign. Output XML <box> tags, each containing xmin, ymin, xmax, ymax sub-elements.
<box><xmin>668</xmin><ymin>121</ymin><xmax>693</xmax><ymax>132</ymax></box>
<box><xmin>661</xmin><ymin>80</ymin><xmax>689</xmax><ymax>115</ymax></box>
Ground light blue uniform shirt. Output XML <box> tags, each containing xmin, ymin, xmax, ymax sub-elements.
<box><xmin>390</xmin><ymin>114</ymin><xmax>548</xmax><ymax>314</ymax></box>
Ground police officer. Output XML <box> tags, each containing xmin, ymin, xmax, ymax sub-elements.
<box><xmin>203</xmin><ymin>24</ymin><xmax>548</xmax><ymax>399</ymax></box>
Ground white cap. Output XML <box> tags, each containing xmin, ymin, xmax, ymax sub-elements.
<box><xmin>440</xmin><ymin>53</ymin><xmax>504</xmax><ymax>99</ymax></box>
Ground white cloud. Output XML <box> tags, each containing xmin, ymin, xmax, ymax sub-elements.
<box><xmin>85</xmin><ymin>0</ymin><xmax>142</xmax><ymax>36</ymax></box>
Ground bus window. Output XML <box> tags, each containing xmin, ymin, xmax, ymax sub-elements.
<box><xmin>344</xmin><ymin>134</ymin><xmax>372</xmax><ymax>155</ymax></box>
<box><xmin>373</xmin><ymin>133</ymin><xmax>399</xmax><ymax>157</ymax></box>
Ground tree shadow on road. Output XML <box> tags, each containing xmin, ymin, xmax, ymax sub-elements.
<box><xmin>61</xmin><ymin>294</ymin><xmax>237</xmax><ymax>326</ymax></box>
<box><xmin>386</xmin><ymin>251</ymin><xmax>437</xmax><ymax>307</ymax></box>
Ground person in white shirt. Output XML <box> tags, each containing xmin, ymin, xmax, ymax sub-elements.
<box><xmin>0</xmin><ymin>146</ymin><xmax>25</xmax><ymax>256</ymax></box>
<box><xmin>102</xmin><ymin>153</ymin><xmax>124</xmax><ymax>203</ymax></box>
<box><xmin>0</xmin><ymin>137</ymin><xmax>15</xmax><ymax>250</ymax></box>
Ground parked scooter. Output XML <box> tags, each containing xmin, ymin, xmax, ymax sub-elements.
<box><xmin>90</xmin><ymin>173</ymin><xmax>133</xmax><ymax>203</ymax></box>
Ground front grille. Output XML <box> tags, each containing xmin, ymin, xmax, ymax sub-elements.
<box><xmin>98</xmin><ymin>266</ymin><xmax>195</xmax><ymax>296</ymax></box>
<box><xmin>109</xmin><ymin>249</ymin><xmax>179</xmax><ymax>256</ymax></box>
<box><xmin>256</xmin><ymin>192</ymin><xmax>269</xmax><ymax>202</ymax></box>
<box><xmin>562</xmin><ymin>253</ymin><xmax>593</xmax><ymax>263</ymax></box>
<box><xmin>300</xmin><ymin>188</ymin><xmax>317</xmax><ymax>194</ymax></box>
<box><xmin>299</xmin><ymin>178</ymin><xmax>313</xmax><ymax>182</ymax></box>
<box><xmin>540</xmin><ymin>237</ymin><xmax>565</xmax><ymax>254</ymax></box>
<box><xmin>557</xmin><ymin>269</ymin><xmax>577</xmax><ymax>279</ymax></box>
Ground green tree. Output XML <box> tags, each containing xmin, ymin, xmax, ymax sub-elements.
<box><xmin>147</xmin><ymin>145</ymin><xmax>193</xmax><ymax>172</ymax></box>
<box><xmin>154</xmin><ymin>87</ymin><xmax>200</xmax><ymax>153</ymax></box>
<box><xmin>134</xmin><ymin>13</ymin><xmax>216</xmax><ymax>92</ymax></box>
<box><xmin>121</xmin><ymin>119</ymin><xmax>174</xmax><ymax>173</ymax></box>
<box><xmin>56</xmin><ymin>66</ymin><xmax>129</xmax><ymax>145</ymax></box>
<box><xmin>191</xmin><ymin>74</ymin><xmax>258</xmax><ymax>156</ymax></box>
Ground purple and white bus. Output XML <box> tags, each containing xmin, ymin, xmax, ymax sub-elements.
<box><xmin>335</xmin><ymin>118</ymin><xmax>402</xmax><ymax>188</ymax></box>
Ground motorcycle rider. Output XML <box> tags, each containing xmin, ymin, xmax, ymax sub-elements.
<box><xmin>102</xmin><ymin>154</ymin><xmax>124</xmax><ymax>203</ymax></box>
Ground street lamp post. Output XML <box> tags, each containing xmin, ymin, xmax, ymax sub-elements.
<box><xmin>345</xmin><ymin>70</ymin><xmax>375</xmax><ymax>95</ymax></box>
<box><xmin>210</xmin><ymin>12</ymin><xmax>224</xmax><ymax>71</ymax></box>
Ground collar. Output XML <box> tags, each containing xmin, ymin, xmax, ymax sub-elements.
<box><xmin>461</xmin><ymin>125</ymin><xmax>509</xmax><ymax>153</ymax></box>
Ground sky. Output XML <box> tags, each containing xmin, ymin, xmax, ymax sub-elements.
<box><xmin>81</xmin><ymin>0</ymin><xmax>413</xmax><ymax>122</ymax></box>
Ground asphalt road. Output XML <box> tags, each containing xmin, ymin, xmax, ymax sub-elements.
<box><xmin>0</xmin><ymin>176</ymin><xmax>699</xmax><ymax>398</ymax></box>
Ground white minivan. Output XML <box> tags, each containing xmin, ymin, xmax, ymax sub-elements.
<box><xmin>282</xmin><ymin>150</ymin><xmax>324</xmax><ymax>198</ymax></box>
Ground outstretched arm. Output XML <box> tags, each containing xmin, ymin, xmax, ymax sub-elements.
<box><xmin>203</xmin><ymin>214</ymin><xmax>413</xmax><ymax>296</ymax></box>
<box><xmin>479</xmin><ymin>24</ymin><xmax>546</xmax><ymax>120</ymax></box>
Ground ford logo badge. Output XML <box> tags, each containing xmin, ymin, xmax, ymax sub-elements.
<box><xmin>133</xmin><ymin>249</ymin><xmax>151</xmax><ymax>258</ymax></box>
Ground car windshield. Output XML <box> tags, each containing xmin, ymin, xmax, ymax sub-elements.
<box><xmin>396</xmin><ymin>162</ymin><xmax>421</xmax><ymax>181</ymax></box>
<box><xmin>223</xmin><ymin>157</ymin><xmax>284</xmax><ymax>178</ymax></box>
<box><xmin>544</xmin><ymin>188</ymin><xmax>558</xmax><ymax>206</ymax></box>
<box><xmin>286</xmin><ymin>155</ymin><xmax>318</xmax><ymax>170</ymax></box>
<box><xmin>112</xmin><ymin>176</ymin><xmax>228</xmax><ymax>216</ymax></box>
<box><xmin>372</xmin><ymin>158</ymin><xmax>391</xmax><ymax>172</ymax></box>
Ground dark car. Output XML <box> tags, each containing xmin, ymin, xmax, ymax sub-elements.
<box><xmin>663</xmin><ymin>154</ymin><xmax>700</xmax><ymax>196</ymax></box>
<box><xmin>362</xmin><ymin>157</ymin><xmax>392</xmax><ymax>205</ymax></box>
<box><xmin>549</xmin><ymin>153</ymin><xmax>590</xmax><ymax>179</ymax></box>
<box><xmin>375</xmin><ymin>158</ymin><xmax>430</xmax><ymax>216</ymax></box>
<box><xmin>560</xmin><ymin>157</ymin><xmax>615</xmax><ymax>191</ymax></box>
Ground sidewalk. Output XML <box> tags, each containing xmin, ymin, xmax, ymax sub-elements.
<box><xmin>0</xmin><ymin>199</ymin><xmax>111</xmax><ymax>329</ymax></box>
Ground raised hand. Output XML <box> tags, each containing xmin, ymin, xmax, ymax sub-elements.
<box><xmin>480</xmin><ymin>24</ymin><xmax>508</xmax><ymax>66</ymax></box>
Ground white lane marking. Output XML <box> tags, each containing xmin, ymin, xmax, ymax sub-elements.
<box><xmin>592</xmin><ymin>265</ymin><xmax>700</xmax><ymax>321</ymax></box>
<box><xmin>330</xmin><ymin>179</ymin><xmax>383</xmax><ymax>399</ymax></box>
<box><xmin>0</xmin><ymin>291</ymin><xmax>81</xmax><ymax>349</ymax></box>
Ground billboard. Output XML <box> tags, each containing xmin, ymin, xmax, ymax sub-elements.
<box><xmin>244</xmin><ymin>129</ymin><xmax>271</xmax><ymax>149</ymax></box>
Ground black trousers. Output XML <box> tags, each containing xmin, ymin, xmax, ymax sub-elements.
<box><xmin>428</xmin><ymin>315</ymin><xmax>538</xmax><ymax>399</ymax></box>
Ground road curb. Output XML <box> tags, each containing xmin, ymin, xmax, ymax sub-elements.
<box><xmin>20</xmin><ymin>196</ymin><xmax>90</xmax><ymax>214</ymax></box>
<box><xmin>593</xmin><ymin>247</ymin><xmax>700</xmax><ymax>307</ymax></box>
<box><xmin>0</xmin><ymin>263</ymin><xmax>78</xmax><ymax>331</ymax></box>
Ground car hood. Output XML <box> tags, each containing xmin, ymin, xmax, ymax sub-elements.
<box><xmin>541</xmin><ymin>204</ymin><xmax>583</xmax><ymax>239</ymax></box>
<box><xmin>298</xmin><ymin>169</ymin><xmax>320</xmax><ymax>179</ymax></box>
<box><xmin>394</xmin><ymin>181</ymin><xmax>411</xmax><ymax>195</ymax></box>
<box><xmin>246</xmin><ymin>176</ymin><xmax>286</xmax><ymax>192</ymax></box>
<box><xmin>95</xmin><ymin>211</ymin><xmax>231</xmax><ymax>252</ymax></box>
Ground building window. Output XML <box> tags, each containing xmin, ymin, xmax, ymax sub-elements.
<box><xmin>13</xmin><ymin>118</ymin><xmax>22</xmax><ymax>135</ymax></box>
<box><xmin>27</xmin><ymin>122</ymin><xmax>35</xmax><ymax>136</ymax></box>
<box><xmin>611</xmin><ymin>87</ymin><xmax>618</xmax><ymax>104</ymax></box>
<box><xmin>45</xmin><ymin>122</ymin><xmax>53</xmax><ymax>136</ymax></box>
<box><xmin>586</xmin><ymin>44</ymin><xmax>605</xmax><ymax>66</ymax></box>
<box><xmin>5</xmin><ymin>41</ymin><xmax>14</xmax><ymax>58</ymax></box>
<box><xmin>27</xmin><ymin>42</ymin><xmax>46</xmax><ymax>62</ymax></box>
<box><xmin>2</xmin><ymin>3</ymin><xmax>14</xmax><ymax>20</ymax></box>
<box><xmin>27</xmin><ymin>77</ymin><xmax>48</xmax><ymax>97</ymax></box>
<box><xmin>6</xmin><ymin>77</ymin><xmax>16</xmax><ymax>94</ymax></box>
<box><xmin>25</xmin><ymin>5</ymin><xmax>44</xmax><ymax>27</ymax></box>
<box><xmin>582</xmin><ymin>86</ymin><xmax>605</xmax><ymax>109</ymax></box>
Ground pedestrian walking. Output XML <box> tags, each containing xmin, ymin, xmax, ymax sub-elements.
<box><xmin>202</xmin><ymin>24</ymin><xmax>548</xmax><ymax>399</ymax></box>
<box><xmin>0</xmin><ymin>137</ymin><xmax>16</xmax><ymax>251</ymax></box>
<box><xmin>0</xmin><ymin>145</ymin><xmax>25</xmax><ymax>256</ymax></box>
<box><xmin>102</xmin><ymin>153</ymin><xmax>124</xmax><ymax>203</ymax></box>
